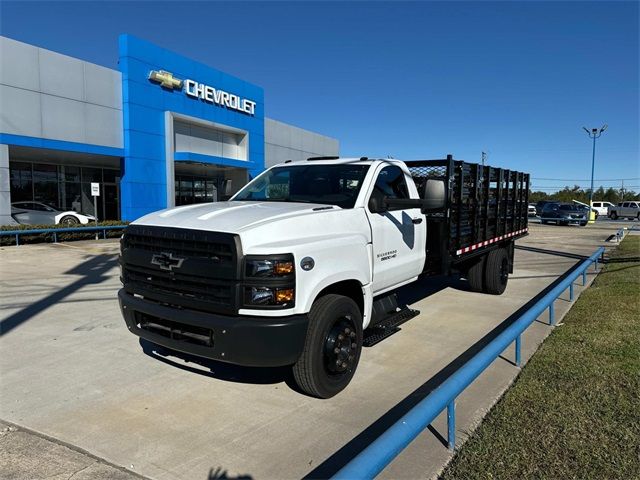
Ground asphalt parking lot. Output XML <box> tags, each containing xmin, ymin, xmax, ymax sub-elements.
<box><xmin>0</xmin><ymin>221</ymin><xmax>632</xmax><ymax>480</ymax></box>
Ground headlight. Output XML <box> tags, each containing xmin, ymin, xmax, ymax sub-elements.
<box><xmin>246</xmin><ymin>287</ymin><xmax>295</xmax><ymax>306</ymax></box>
<box><xmin>243</xmin><ymin>254</ymin><xmax>295</xmax><ymax>308</ymax></box>
<box><xmin>245</xmin><ymin>255</ymin><xmax>294</xmax><ymax>278</ymax></box>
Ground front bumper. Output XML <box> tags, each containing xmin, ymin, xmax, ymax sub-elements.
<box><xmin>561</xmin><ymin>217</ymin><xmax>587</xmax><ymax>224</ymax></box>
<box><xmin>118</xmin><ymin>289</ymin><xmax>308</xmax><ymax>367</ymax></box>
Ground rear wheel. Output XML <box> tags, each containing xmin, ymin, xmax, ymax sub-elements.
<box><xmin>465</xmin><ymin>257</ymin><xmax>485</xmax><ymax>292</ymax></box>
<box><xmin>292</xmin><ymin>294</ymin><xmax>363</xmax><ymax>398</ymax></box>
<box><xmin>59</xmin><ymin>215</ymin><xmax>79</xmax><ymax>226</ymax></box>
<box><xmin>484</xmin><ymin>248</ymin><xmax>509</xmax><ymax>295</ymax></box>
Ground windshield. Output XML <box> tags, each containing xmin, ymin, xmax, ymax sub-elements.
<box><xmin>232</xmin><ymin>164</ymin><xmax>370</xmax><ymax>208</ymax></box>
<box><xmin>42</xmin><ymin>202</ymin><xmax>62</xmax><ymax>212</ymax></box>
<box><xmin>559</xmin><ymin>205</ymin><xmax>577</xmax><ymax>211</ymax></box>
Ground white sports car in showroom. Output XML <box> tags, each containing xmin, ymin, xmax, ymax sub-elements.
<box><xmin>11</xmin><ymin>202</ymin><xmax>96</xmax><ymax>226</ymax></box>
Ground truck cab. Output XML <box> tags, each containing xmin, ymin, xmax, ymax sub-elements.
<box><xmin>119</xmin><ymin>156</ymin><xmax>529</xmax><ymax>397</ymax></box>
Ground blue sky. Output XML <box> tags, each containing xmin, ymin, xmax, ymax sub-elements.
<box><xmin>1</xmin><ymin>1</ymin><xmax>638</xmax><ymax>192</ymax></box>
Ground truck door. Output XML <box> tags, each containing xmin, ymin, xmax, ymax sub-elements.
<box><xmin>366</xmin><ymin>165</ymin><xmax>426</xmax><ymax>293</ymax></box>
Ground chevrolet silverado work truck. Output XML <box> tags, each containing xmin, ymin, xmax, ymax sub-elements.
<box><xmin>119</xmin><ymin>156</ymin><xmax>529</xmax><ymax>398</ymax></box>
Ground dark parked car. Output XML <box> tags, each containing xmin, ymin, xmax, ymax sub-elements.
<box><xmin>540</xmin><ymin>202</ymin><xmax>587</xmax><ymax>226</ymax></box>
<box><xmin>535</xmin><ymin>200</ymin><xmax>556</xmax><ymax>216</ymax></box>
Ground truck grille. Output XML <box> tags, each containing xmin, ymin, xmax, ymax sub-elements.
<box><xmin>121</xmin><ymin>225</ymin><xmax>242</xmax><ymax>314</ymax></box>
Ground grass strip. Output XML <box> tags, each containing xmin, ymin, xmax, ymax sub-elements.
<box><xmin>441</xmin><ymin>236</ymin><xmax>640</xmax><ymax>480</ymax></box>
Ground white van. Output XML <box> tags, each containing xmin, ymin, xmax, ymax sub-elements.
<box><xmin>592</xmin><ymin>201</ymin><xmax>614</xmax><ymax>216</ymax></box>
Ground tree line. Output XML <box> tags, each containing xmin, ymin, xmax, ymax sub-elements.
<box><xmin>529</xmin><ymin>186</ymin><xmax>640</xmax><ymax>204</ymax></box>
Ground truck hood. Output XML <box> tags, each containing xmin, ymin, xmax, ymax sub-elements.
<box><xmin>133</xmin><ymin>201</ymin><xmax>338</xmax><ymax>233</ymax></box>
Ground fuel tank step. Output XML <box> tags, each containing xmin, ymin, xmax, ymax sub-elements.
<box><xmin>363</xmin><ymin>306</ymin><xmax>420</xmax><ymax>347</ymax></box>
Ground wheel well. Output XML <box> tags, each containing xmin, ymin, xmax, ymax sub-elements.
<box><xmin>316</xmin><ymin>280</ymin><xmax>364</xmax><ymax>315</ymax></box>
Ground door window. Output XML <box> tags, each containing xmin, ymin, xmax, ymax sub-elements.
<box><xmin>369</xmin><ymin>166</ymin><xmax>410</xmax><ymax>211</ymax></box>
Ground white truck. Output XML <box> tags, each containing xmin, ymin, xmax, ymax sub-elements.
<box><xmin>608</xmin><ymin>201</ymin><xmax>640</xmax><ymax>220</ymax></box>
<box><xmin>119</xmin><ymin>156</ymin><xmax>529</xmax><ymax>397</ymax></box>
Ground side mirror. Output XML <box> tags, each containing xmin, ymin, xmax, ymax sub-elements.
<box><xmin>368</xmin><ymin>195</ymin><xmax>387</xmax><ymax>214</ymax></box>
<box><xmin>422</xmin><ymin>179</ymin><xmax>445</xmax><ymax>212</ymax></box>
<box><xmin>223</xmin><ymin>179</ymin><xmax>233</xmax><ymax>196</ymax></box>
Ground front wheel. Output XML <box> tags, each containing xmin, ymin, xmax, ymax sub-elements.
<box><xmin>59</xmin><ymin>215</ymin><xmax>79</xmax><ymax>226</ymax></box>
<box><xmin>292</xmin><ymin>294</ymin><xmax>363</xmax><ymax>398</ymax></box>
<box><xmin>484</xmin><ymin>248</ymin><xmax>509</xmax><ymax>295</ymax></box>
<box><xmin>610</xmin><ymin>212</ymin><xmax>618</xmax><ymax>220</ymax></box>
<box><xmin>580</xmin><ymin>221</ymin><xmax>587</xmax><ymax>227</ymax></box>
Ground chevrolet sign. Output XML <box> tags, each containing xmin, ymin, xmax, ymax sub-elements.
<box><xmin>148</xmin><ymin>70</ymin><xmax>256</xmax><ymax>116</ymax></box>
<box><xmin>184</xmin><ymin>79</ymin><xmax>256</xmax><ymax>116</ymax></box>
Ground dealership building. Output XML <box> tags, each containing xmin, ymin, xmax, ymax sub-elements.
<box><xmin>0</xmin><ymin>35</ymin><xmax>339</xmax><ymax>225</ymax></box>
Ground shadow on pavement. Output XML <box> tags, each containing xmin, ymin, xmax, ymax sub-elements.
<box><xmin>207</xmin><ymin>466</ymin><xmax>253</xmax><ymax>480</ymax></box>
<box><xmin>140</xmin><ymin>338</ymin><xmax>294</xmax><ymax>386</ymax></box>
<box><xmin>303</xmin><ymin>257</ymin><xmax>584</xmax><ymax>479</ymax></box>
<box><xmin>515</xmin><ymin>245</ymin><xmax>590</xmax><ymax>261</ymax></box>
<box><xmin>0</xmin><ymin>254</ymin><xmax>117</xmax><ymax>336</ymax></box>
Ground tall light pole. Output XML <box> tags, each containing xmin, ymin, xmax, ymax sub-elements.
<box><xmin>582</xmin><ymin>124</ymin><xmax>607</xmax><ymax>223</ymax></box>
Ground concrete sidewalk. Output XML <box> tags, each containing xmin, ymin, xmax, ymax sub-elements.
<box><xmin>0</xmin><ymin>223</ymin><xmax>626</xmax><ymax>480</ymax></box>
<box><xmin>0</xmin><ymin>420</ymin><xmax>145</xmax><ymax>480</ymax></box>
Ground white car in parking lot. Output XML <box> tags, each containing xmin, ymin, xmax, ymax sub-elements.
<box><xmin>11</xmin><ymin>202</ymin><xmax>96</xmax><ymax>226</ymax></box>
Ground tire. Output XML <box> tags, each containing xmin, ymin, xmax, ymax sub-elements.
<box><xmin>465</xmin><ymin>257</ymin><xmax>485</xmax><ymax>292</ymax></box>
<box><xmin>484</xmin><ymin>248</ymin><xmax>509</xmax><ymax>295</ymax></box>
<box><xmin>580</xmin><ymin>222</ymin><xmax>587</xmax><ymax>227</ymax></box>
<box><xmin>541</xmin><ymin>220</ymin><xmax>548</xmax><ymax>225</ymax></box>
<box><xmin>292</xmin><ymin>294</ymin><xmax>363</xmax><ymax>398</ymax></box>
<box><xmin>59</xmin><ymin>215</ymin><xmax>79</xmax><ymax>226</ymax></box>
<box><xmin>611</xmin><ymin>212</ymin><xmax>618</xmax><ymax>220</ymax></box>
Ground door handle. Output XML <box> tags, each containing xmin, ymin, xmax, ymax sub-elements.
<box><xmin>412</xmin><ymin>217</ymin><xmax>423</xmax><ymax>224</ymax></box>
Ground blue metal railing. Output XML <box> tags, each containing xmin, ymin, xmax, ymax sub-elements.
<box><xmin>0</xmin><ymin>225</ymin><xmax>127</xmax><ymax>246</ymax></box>
<box><xmin>334</xmin><ymin>246</ymin><xmax>605</xmax><ymax>479</ymax></box>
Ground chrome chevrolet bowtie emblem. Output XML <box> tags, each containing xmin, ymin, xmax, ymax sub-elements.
<box><xmin>151</xmin><ymin>252</ymin><xmax>185</xmax><ymax>271</ymax></box>
<box><xmin>148</xmin><ymin>70</ymin><xmax>183</xmax><ymax>89</ymax></box>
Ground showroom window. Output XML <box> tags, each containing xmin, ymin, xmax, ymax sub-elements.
<box><xmin>175</xmin><ymin>175</ymin><xmax>220</xmax><ymax>206</ymax></box>
<box><xmin>9</xmin><ymin>162</ymin><xmax>33</xmax><ymax>202</ymax></box>
<box><xmin>9</xmin><ymin>162</ymin><xmax>121</xmax><ymax>220</ymax></box>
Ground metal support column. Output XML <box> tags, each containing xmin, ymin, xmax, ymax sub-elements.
<box><xmin>447</xmin><ymin>401</ymin><xmax>456</xmax><ymax>450</ymax></box>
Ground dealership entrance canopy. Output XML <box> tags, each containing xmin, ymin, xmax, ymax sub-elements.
<box><xmin>0</xmin><ymin>35</ymin><xmax>339</xmax><ymax>224</ymax></box>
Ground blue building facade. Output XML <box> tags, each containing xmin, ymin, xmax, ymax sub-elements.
<box><xmin>119</xmin><ymin>35</ymin><xmax>264</xmax><ymax>220</ymax></box>
<box><xmin>0</xmin><ymin>35</ymin><xmax>338</xmax><ymax>225</ymax></box>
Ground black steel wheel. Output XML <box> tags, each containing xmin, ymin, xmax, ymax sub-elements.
<box><xmin>60</xmin><ymin>215</ymin><xmax>79</xmax><ymax>226</ymax></box>
<box><xmin>292</xmin><ymin>294</ymin><xmax>363</xmax><ymax>398</ymax></box>
<box><xmin>484</xmin><ymin>247</ymin><xmax>509</xmax><ymax>295</ymax></box>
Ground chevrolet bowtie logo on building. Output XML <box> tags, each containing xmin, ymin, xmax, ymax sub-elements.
<box><xmin>148</xmin><ymin>70</ymin><xmax>182</xmax><ymax>89</ymax></box>
<box><xmin>151</xmin><ymin>252</ymin><xmax>185</xmax><ymax>271</ymax></box>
